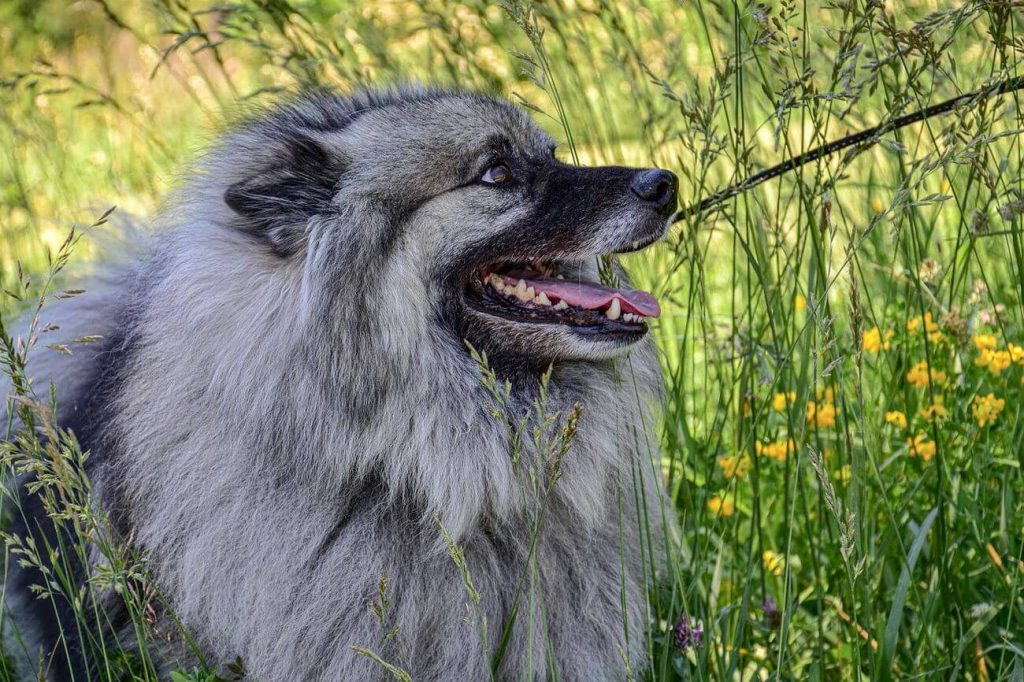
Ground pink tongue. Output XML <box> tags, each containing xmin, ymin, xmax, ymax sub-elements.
<box><xmin>501</xmin><ymin>271</ymin><xmax>661</xmax><ymax>318</ymax></box>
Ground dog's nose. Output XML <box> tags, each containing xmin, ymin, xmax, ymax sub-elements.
<box><xmin>630</xmin><ymin>169</ymin><xmax>678</xmax><ymax>215</ymax></box>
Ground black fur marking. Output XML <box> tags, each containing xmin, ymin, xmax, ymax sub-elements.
<box><xmin>224</xmin><ymin>134</ymin><xmax>344</xmax><ymax>257</ymax></box>
<box><xmin>303</xmin><ymin>474</ymin><xmax>385</xmax><ymax>573</ymax></box>
<box><xmin>435</xmin><ymin>161</ymin><xmax>669</xmax><ymax>358</ymax></box>
<box><xmin>445</xmin><ymin>162</ymin><xmax>667</xmax><ymax>281</ymax></box>
<box><xmin>225</xmin><ymin>87</ymin><xmax>476</xmax><ymax>258</ymax></box>
<box><xmin>61</xmin><ymin>317</ymin><xmax>138</xmax><ymax>534</ymax></box>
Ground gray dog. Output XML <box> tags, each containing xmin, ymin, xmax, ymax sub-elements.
<box><xmin>5</xmin><ymin>87</ymin><xmax>676</xmax><ymax>680</ymax></box>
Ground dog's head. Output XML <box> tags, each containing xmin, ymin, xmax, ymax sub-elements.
<box><xmin>218</xmin><ymin>88</ymin><xmax>675</xmax><ymax>364</ymax></box>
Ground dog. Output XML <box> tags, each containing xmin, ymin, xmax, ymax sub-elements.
<box><xmin>4</xmin><ymin>87</ymin><xmax>676</xmax><ymax>680</ymax></box>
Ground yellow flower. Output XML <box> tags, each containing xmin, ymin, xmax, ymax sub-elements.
<box><xmin>763</xmin><ymin>550</ymin><xmax>785</xmax><ymax>576</ymax></box>
<box><xmin>1009</xmin><ymin>343</ymin><xmax>1024</xmax><ymax>365</ymax></box>
<box><xmin>806</xmin><ymin>400</ymin><xmax>837</xmax><ymax>428</ymax></box>
<box><xmin>906</xmin><ymin>360</ymin><xmax>946</xmax><ymax>389</ymax></box>
<box><xmin>871</xmin><ymin>197</ymin><xmax>884</xmax><ymax>213</ymax></box>
<box><xmin>907</xmin><ymin>312</ymin><xmax>943</xmax><ymax>343</ymax></box>
<box><xmin>919</xmin><ymin>395</ymin><xmax>948</xmax><ymax>422</ymax></box>
<box><xmin>795</xmin><ymin>294</ymin><xmax>807</xmax><ymax>312</ymax></box>
<box><xmin>976</xmin><ymin>349</ymin><xmax>1012</xmax><ymax>376</ymax></box>
<box><xmin>772</xmin><ymin>391</ymin><xmax>796</xmax><ymax>412</ymax></box>
<box><xmin>756</xmin><ymin>439</ymin><xmax>796</xmax><ymax>462</ymax></box>
<box><xmin>907</xmin><ymin>433</ymin><xmax>936</xmax><ymax>461</ymax></box>
<box><xmin>835</xmin><ymin>465</ymin><xmax>852</xmax><ymax>483</ymax></box>
<box><xmin>862</xmin><ymin>327</ymin><xmax>893</xmax><ymax>353</ymax></box>
<box><xmin>719</xmin><ymin>454</ymin><xmax>752</xmax><ymax>479</ymax></box>
<box><xmin>973</xmin><ymin>334</ymin><xmax>998</xmax><ymax>351</ymax></box>
<box><xmin>885</xmin><ymin>410</ymin><xmax>908</xmax><ymax>429</ymax></box>
<box><xmin>972</xmin><ymin>393</ymin><xmax>1005</xmax><ymax>427</ymax></box>
<box><xmin>805</xmin><ymin>387</ymin><xmax>838</xmax><ymax>428</ymax></box>
<box><xmin>707</xmin><ymin>495</ymin><xmax>735</xmax><ymax>517</ymax></box>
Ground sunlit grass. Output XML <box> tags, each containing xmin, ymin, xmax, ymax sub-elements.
<box><xmin>2</xmin><ymin>0</ymin><xmax>1024</xmax><ymax>679</ymax></box>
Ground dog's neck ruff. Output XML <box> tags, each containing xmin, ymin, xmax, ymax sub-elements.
<box><xmin>111</xmin><ymin>225</ymin><xmax>661</xmax><ymax>542</ymax></box>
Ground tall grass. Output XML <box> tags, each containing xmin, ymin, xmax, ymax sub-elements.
<box><xmin>2</xmin><ymin>0</ymin><xmax>1024</xmax><ymax>679</ymax></box>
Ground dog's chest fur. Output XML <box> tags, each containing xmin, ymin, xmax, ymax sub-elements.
<box><xmin>63</xmin><ymin>251</ymin><xmax>666</xmax><ymax>680</ymax></box>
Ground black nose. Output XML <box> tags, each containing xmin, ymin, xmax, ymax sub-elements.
<box><xmin>630</xmin><ymin>168</ymin><xmax>678</xmax><ymax>215</ymax></box>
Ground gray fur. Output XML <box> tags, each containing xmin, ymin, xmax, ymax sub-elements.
<box><xmin>5</xmin><ymin>87</ymin><xmax>672</xmax><ymax>680</ymax></box>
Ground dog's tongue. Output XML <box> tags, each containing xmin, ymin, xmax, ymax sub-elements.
<box><xmin>502</xmin><ymin>270</ymin><xmax>661</xmax><ymax>317</ymax></box>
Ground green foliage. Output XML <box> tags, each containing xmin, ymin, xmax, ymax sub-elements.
<box><xmin>168</xmin><ymin>657</ymin><xmax>245</xmax><ymax>682</ymax></box>
<box><xmin>2</xmin><ymin>0</ymin><xmax>1024</xmax><ymax>679</ymax></box>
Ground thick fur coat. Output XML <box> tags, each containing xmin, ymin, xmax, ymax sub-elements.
<box><xmin>4</xmin><ymin>88</ymin><xmax>673</xmax><ymax>680</ymax></box>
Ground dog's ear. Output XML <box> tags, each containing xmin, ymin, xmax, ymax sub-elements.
<box><xmin>224</xmin><ymin>134</ymin><xmax>343</xmax><ymax>256</ymax></box>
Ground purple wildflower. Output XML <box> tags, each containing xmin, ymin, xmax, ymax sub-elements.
<box><xmin>672</xmin><ymin>613</ymin><xmax>704</xmax><ymax>652</ymax></box>
<box><xmin>762</xmin><ymin>597</ymin><xmax>781</xmax><ymax>630</ymax></box>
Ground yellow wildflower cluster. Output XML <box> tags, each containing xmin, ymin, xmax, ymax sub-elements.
<box><xmin>885</xmin><ymin>410</ymin><xmax>908</xmax><ymax>429</ymax></box>
<box><xmin>1010</xmin><ymin>343</ymin><xmax>1024</xmax><ymax>364</ymax></box>
<box><xmin>806</xmin><ymin>400</ymin><xmax>838</xmax><ymax>428</ymax></box>
<box><xmin>756</xmin><ymin>439</ymin><xmax>796</xmax><ymax>462</ymax></box>
<box><xmin>719</xmin><ymin>454</ymin><xmax>752</xmax><ymax>479</ymax></box>
<box><xmin>907</xmin><ymin>312</ymin><xmax>943</xmax><ymax>343</ymax></box>
<box><xmin>707</xmin><ymin>495</ymin><xmax>735</xmax><ymax>517</ymax></box>
<box><xmin>972</xmin><ymin>393</ymin><xmax>1005</xmax><ymax>427</ymax></box>
<box><xmin>918</xmin><ymin>395</ymin><xmax>948</xmax><ymax>422</ymax></box>
<box><xmin>835</xmin><ymin>465</ymin><xmax>852</xmax><ymax>483</ymax></box>
<box><xmin>973</xmin><ymin>334</ymin><xmax>998</xmax><ymax>351</ymax></box>
<box><xmin>906</xmin><ymin>360</ymin><xmax>946</xmax><ymax>389</ymax></box>
<box><xmin>862</xmin><ymin>327</ymin><xmax>894</xmax><ymax>353</ymax></box>
<box><xmin>806</xmin><ymin>387</ymin><xmax>838</xmax><ymax>428</ymax></box>
<box><xmin>772</xmin><ymin>391</ymin><xmax>797</xmax><ymax>412</ymax></box>
<box><xmin>976</xmin><ymin>348</ymin><xmax>1013</xmax><ymax>376</ymax></box>
<box><xmin>969</xmin><ymin>332</ymin><xmax>1024</xmax><ymax>378</ymax></box>
<box><xmin>907</xmin><ymin>433</ymin><xmax>936</xmax><ymax>461</ymax></box>
<box><xmin>762</xmin><ymin>550</ymin><xmax>785</xmax><ymax>576</ymax></box>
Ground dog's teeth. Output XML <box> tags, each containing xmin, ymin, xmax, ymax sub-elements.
<box><xmin>515</xmin><ymin>279</ymin><xmax>527</xmax><ymax>294</ymax></box>
<box><xmin>623</xmin><ymin>313</ymin><xmax>634</xmax><ymax>323</ymax></box>
<box><xmin>489</xmin><ymin>274</ymin><xmax>504</xmax><ymax>290</ymax></box>
<box><xmin>605</xmin><ymin>298</ymin><xmax>621</xmax><ymax>320</ymax></box>
<box><xmin>535</xmin><ymin>292</ymin><xmax>551</xmax><ymax>306</ymax></box>
<box><xmin>553</xmin><ymin>300</ymin><xmax>569</xmax><ymax>311</ymax></box>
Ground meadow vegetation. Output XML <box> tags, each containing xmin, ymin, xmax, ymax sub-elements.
<box><xmin>2</xmin><ymin>0</ymin><xmax>1024</xmax><ymax>679</ymax></box>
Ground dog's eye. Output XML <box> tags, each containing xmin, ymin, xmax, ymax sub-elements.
<box><xmin>481</xmin><ymin>163</ymin><xmax>512</xmax><ymax>185</ymax></box>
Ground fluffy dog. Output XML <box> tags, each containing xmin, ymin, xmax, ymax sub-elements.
<box><xmin>4</xmin><ymin>87</ymin><xmax>676</xmax><ymax>680</ymax></box>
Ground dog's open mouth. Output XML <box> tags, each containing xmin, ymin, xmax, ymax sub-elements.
<box><xmin>466</xmin><ymin>259</ymin><xmax>660</xmax><ymax>337</ymax></box>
